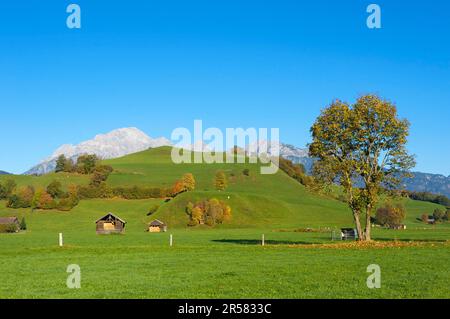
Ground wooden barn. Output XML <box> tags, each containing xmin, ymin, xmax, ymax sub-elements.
<box><xmin>148</xmin><ymin>219</ymin><xmax>167</xmax><ymax>233</ymax></box>
<box><xmin>0</xmin><ymin>217</ymin><xmax>20</xmax><ymax>233</ymax></box>
<box><xmin>95</xmin><ymin>213</ymin><xmax>126</xmax><ymax>234</ymax></box>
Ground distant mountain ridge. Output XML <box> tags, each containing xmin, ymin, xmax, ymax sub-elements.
<box><xmin>283</xmin><ymin>147</ymin><xmax>450</xmax><ymax>198</ymax></box>
<box><xmin>24</xmin><ymin>127</ymin><xmax>172</xmax><ymax>175</ymax></box>
<box><xmin>22</xmin><ymin>127</ymin><xmax>450</xmax><ymax>198</ymax></box>
<box><xmin>0</xmin><ymin>170</ymin><xmax>10</xmax><ymax>175</ymax></box>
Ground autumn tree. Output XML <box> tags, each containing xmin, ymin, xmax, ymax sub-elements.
<box><xmin>171</xmin><ymin>180</ymin><xmax>186</xmax><ymax>197</ymax></box>
<box><xmin>215</xmin><ymin>171</ymin><xmax>228</xmax><ymax>191</ymax></box>
<box><xmin>421</xmin><ymin>213</ymin><xmax>429</xmax><ymax>223</ymax></box>
<box><xmin>47</xmin><ymin>180</ymin><xmax>63</xmax><ymax>198</ymax></box>
<box><xmin>0</xmin><ymin>179</ymin><xmax>16</xmax><ymax>199</ymax></box>
<box><xmin>186</xmin><ymin>199</ymin><xmax>232</xmax><ymax>226</ymax></box>
<box><xmin>309</xmin><ymin>95</ymin><xmax>415</xmax><ymax>241</ymax></box>
<box><xmin>76</xmin><ymin>154</ymin><xmax>99</xmax><ymax>174</ymax></box>
<box><xmin>182</xmin><ymin>173</ymin><xmax>196</xmax><ymax>191</ymax></box>
<box><xmin>32</xmin><ymin>189</ymin><xmax>55</xmax><ymax>209</ymax></box>
<box><xmin>375</xmin><ymin>203</ymin><xmax>406</xmax><ymax>226</ymax></box>
<box><xmin>90</xmin><ymin>165</ymin><xmax>114</xmax><ymax>186</ymax></box>
<box><xmin>7</xmin><ymin>185</ymin><xmax>35</xmax><ymax>208</ymax></box>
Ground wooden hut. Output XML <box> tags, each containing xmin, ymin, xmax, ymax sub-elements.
<box><xmin>148</xmin><ymin>219</ymin><xmax>167</xmax><ymax>233</ymax></box>
<box><xmin>95</xmin><ymin>213</ymin><xmax>126</xmax><ymax>234</ymax></box>
<box><xmin>0</xmin><ymin>217</ymin><xmax>20</xmax><ymax>233</ymax></box>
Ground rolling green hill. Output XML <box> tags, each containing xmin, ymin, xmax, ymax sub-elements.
<box><xmin>1</xmin><ymin>147</ymin><xmax>449</xmax><ymax>299</ymax></box>
<box><xmin>1</xmin><ymin>146</ymin><xmax>446</xmax><ymax>230</ymax></box>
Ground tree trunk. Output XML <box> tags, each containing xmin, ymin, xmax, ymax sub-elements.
<box><xmin>352</xmin><ymin>210</ymin><xmax>364</xmax><ymax>241</ymax></box>
<box><xmin>364</xmin><ymin>205</ymin><xmax>372</xmax><ymax>241</ymax></box>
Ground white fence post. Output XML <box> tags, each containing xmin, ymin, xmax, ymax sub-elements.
<box><xmin>262</xmin><ymin>234</ymin><xmax>265</xmax><ymax>246</ymax></box>
<box><xmin>170</xmin><ymin>234</ymin><xmax>173</xmax><ymax>247</ymax></box>
<box><xmin>59</xmin><ymin>233</ymin><xmax>63</xmax><ymax>247</ymax></box>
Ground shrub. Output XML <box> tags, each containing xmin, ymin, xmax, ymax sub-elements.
<box><xmin>433</xmin><ymin>209</ymin><xmax>445</xmax><ymax>222</ymax></box>
<box><xmin>182</xmin><ymin>173</ymin><xmax>196</xmax><ymax>191</ymax></box>
<box><xmin>375</xmin><ymin>203</ymin><xmax>406</xmax><ymax>227</ymax></box>
<box><xmin>56</xmin><ymin>197</ymin><xmax>76</xmax><ymax>211</ymax></box>
<box><xmin>76</xmin><ymin>154</ymin><xmax>99</xmax><ymax>174</ymax></box>
<box><xmin>32</xmin><ymin>189</ymin><xmax>56</xmax><ymax>210</ymax></box>
<box><xmin>186</xmin><ymin>198</ymin><xmax>232</xmax><ymax>226</ymax></box>
<box><xmin>112</xmin><ymin>186</ymin><xmax>167</xmax><ymax>200</ymax></box>
<box><xmin>0</xmin><ymin>179</ymin><xmax>17</xmax><ymax>199</ymax></box>
<box><xmin>279</xmin><ymin>157</ymin><xmax>316</xmax><ymax>188</ymax></box>
<box><xmin>90</xmin><ymin>165</ymin><xmax>114</xmax><ymax>186</ymax></box>
<box><xmin>47</xmin><ymin>180</ymin><xmax>64</xmax><ymax>199</ymax></box>
<box><xmin>7</xmin><ymin>186</ymin><xmax>35</xmax><ymax>208</ymax></box>
<box><xmin>421</xmin><ymin>213</ymin><xmax>429</xmax><ymax>223</ymax></box>
<box><xmin>242</xmin><ymin>169</ymin><xmax>250</xmax><ymax>176</ymax></box>
<box><xmin>215</xmin><ymin>171</ymin><xmax>228</xmax><ymax>191</ymax></box>
<box><xmin>171</xmin><ymin>180</ymin><xmax>186</xmax><ymax>197</ymax></box>
<box><xmin>4</xmin><ymin>223</ymin><xmax>18</xmax><ymax>233</ymax></box>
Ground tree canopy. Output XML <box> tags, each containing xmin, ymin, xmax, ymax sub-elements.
<box><xmin>309</xmin><ymin>95</ymin><xmax>415</xmax><ymax>241</ymax></box>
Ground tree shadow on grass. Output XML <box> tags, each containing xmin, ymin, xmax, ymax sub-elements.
<box><xmin>212</xmin><ymin>239</ymin><xmax>316</xmax><ymax>245</ymax></box>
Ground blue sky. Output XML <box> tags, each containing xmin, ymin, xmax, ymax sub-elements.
<box><xmin>0</xmin><ymin>0</ymin><xmax>449</xmax><ymax>175</ymax></box>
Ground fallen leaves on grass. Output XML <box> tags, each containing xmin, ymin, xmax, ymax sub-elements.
<box><xmin>284</xmin><ymin>240</ymin><xmax>450</xmax><ymax>250</ymax></box>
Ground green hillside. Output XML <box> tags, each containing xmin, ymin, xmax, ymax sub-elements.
<box><xmin>1</xmin><ymin>147</ymin><xmax>449</xmax><ymax>299</ymax></box>
<box><xmin>1</xmin><ymin>146</ymin><xmax>447</xmax><ymax>230</ymax></box>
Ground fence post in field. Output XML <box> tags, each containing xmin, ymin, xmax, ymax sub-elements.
<box><xmin>59</xmin><ymin>233</ymin><xmax>63</xmax><ymax>247</ymax></box>
<box><xmin>262</xmin><ymin>234</ymin><xmax>265</xmax><ymax>246</ymax></box>
<box><xmin>170</xmin><ymin>234</ymin><xmax>173</xmax><ymax>247</ymax></box>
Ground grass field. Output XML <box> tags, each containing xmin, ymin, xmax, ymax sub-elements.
<box><xmin>0</xmin><ymin>147</ymin><xmax>449</xmax><ymax>299</ymax></box>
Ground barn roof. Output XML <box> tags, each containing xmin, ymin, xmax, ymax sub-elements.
<box><xmin>149</xmin><ymin>219</ymin><xmax>166</xmax><ymax>226</ymax></box>
<box><xmin>95</xmin><ymin>213</ymin><xmax>126</xmax><ymax>224</ymax></box>
<box><xmin>0</xmin><ymin>217</ymin><xmax>19</xmax><ymax>225</ymax></box>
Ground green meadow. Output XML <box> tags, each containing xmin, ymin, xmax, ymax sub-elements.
<box><xmin>0</xmin><ymin>147</ymin><xmax>449</xmax><ymax>298</ymax></box>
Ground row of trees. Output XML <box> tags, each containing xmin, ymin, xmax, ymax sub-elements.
<box><xmin>421</xmin><ymin>209</ymin><xmax>449</xmax><ymax>224</ymax></box>
<box><xmin>186</xmin><ymin>198</ymin><xmax>232</xmax><ymax>226</ymax></box>
<box><xmin>2</xmin><ymin>170</ymin><xmax>198</xmax><ymax>211</ymax></box>
<box><xmin>6</xmin><ymin>182</ymin><xmax>79</xmax><ymax>211</ymax></box>
<box><xmin>55</xmin><ymin>154</ymin><xmax>100</xmax><ymax>174</ymax></box>
<box><xmin>78</xmin><ymin>173</ymin><xmax>196</xmax><ymax>200</ymax></box>
<box><xmin>278</xmin><ymin>158</ymin><xmax>315</xmax><ymax>188</ymax></box>
<box><xmin>406</xmin><ymin>191</ymin><xmax>450</xmax><ymax>207</ymax></box>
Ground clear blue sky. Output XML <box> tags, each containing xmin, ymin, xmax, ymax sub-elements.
<box><xmin>0</xmin><ymin>0</ymin><xmax>449</xmax><ymax>175</ymax></box>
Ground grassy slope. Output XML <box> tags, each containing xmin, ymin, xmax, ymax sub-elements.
<box><xmin>1</xmin><ymin>146</ymin><xmax>447</xmax><ymax>230</ymax></box>
<box><xmin>0</xmin><ymin>147</ymin><xmax>449</xmax><ymax>298</ymax></box>
<box><xmin>0</xmin><ymin>172</ymin><xmax>90</xmax><ymax>190</ymax></box>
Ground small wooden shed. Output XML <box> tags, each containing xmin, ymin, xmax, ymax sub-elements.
<box><xmin>95</xmin><ymin>213</ymin><xmax>126</xmax><ymax>234</ymax></box>
<box><xmin>0</xmin><ymin>217</ymin><xmax>20</xmax><ymax>233</ymax></box>
<box><xmin>148</xmin><ymin>219</ymin><xmax>167</xmax><ymax>233</ymax></box>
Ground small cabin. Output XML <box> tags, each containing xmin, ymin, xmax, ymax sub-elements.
<box><xmin>341</xmin><ymin>228</ymin><xmax>358</xmax><ymax>241</ymax></box>
<box><xmin>0</xmin><ymin>217</ymin><xmax>20</xmax><ymax>233</ymax></box>
<box><xmin>95</xmin><ymin>213</ymin><xmax>126</xmax><ymax>234</ymax></box>
<box><xmin>148</xmin><ymin>219</ymin><xmax>167</xmax><ymax>233</ymax></box>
